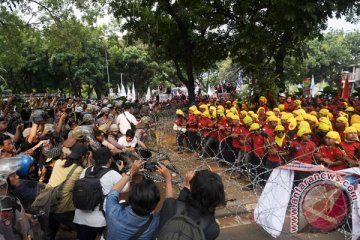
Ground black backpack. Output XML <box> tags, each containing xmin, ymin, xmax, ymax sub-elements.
<box><xmin>72</xmin><ymin>167</ymin><xmax>111</xmax><ymax>211</ymax></box>
<box><xmin>156</xmin><ymin>201</ymin><xmax>210</xmax><ymax>240</ymax></box>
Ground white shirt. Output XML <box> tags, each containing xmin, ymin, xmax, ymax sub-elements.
<box><xmin>116</xmin><ymin>111</ymin><xmax>138</xmax><ymax>135</ymax></box>
<box><xmin>117</xmin><ymin>136</ymin><xmax>137</xmax><ymax>148</ymax></box>
<box><xmin>73</xmin><ymin>167</ymin><xmax>129</xmax><ymax>227</ymax></box>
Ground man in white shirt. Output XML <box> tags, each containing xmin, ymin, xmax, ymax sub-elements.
<box><xmin>116</xmin><ymin>103</ymin><xmax>138</xmax><ymax>135</ymax></box>
<box><xmin>73</xmin><ymin>147</ymin><xmax>128</xmax><ymax>240</ymax></box>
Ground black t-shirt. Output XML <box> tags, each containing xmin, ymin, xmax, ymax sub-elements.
<box><xmin>158</xmin><ymin>188</ymin><xmax>219</xmax><ymax>240</ymax></box>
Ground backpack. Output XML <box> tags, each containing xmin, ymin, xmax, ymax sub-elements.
<box><xmin>72</xmin><ymin>167</ymin><xmax>111</xmax><ymax>211</ymax></box>
<box><xmin>32</xmin><ymin>165</ymin><xmax>77</xmax><ymax>213</ymax></box>
<box><xmin>156</xmin><ymin>201</ymin><xmax>210</xmax><ymax>240</ymax></box>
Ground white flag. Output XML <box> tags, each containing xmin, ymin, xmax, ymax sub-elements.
<box><xmin>310</xmin><ymin>75</ymin><xmax>318</xmax><ymax>97</ymax></box>
<box><xmin>146</xmin><ymin>87</ymin><xmax>151</xmax><ymax>101</ymax></box>
<box><xmin>131</xmin><ymin>82</ymin><xmax>136</xmax><ymax>102</ymax></box>
<box><xmin>127</xmin><ymin>86</ymin><xmax>132</xmax><ymax>101</ymax></box>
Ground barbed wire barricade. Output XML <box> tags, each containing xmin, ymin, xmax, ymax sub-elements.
<box><xmin>147</xmin><ymin>112</ymin><xmax>360</xmax><ymax>239</ymax></box>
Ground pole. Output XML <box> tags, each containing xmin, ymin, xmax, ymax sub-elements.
<box><xmin>105</xmin><ymin>49</ymin><xmax>111</xmax><ymax>96</ymax></box>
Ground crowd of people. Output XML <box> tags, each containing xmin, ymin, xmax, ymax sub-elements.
<box><xmin>174</xmin><ymin>94</ymin><xmax>360</xmax><ymax>190</ymax></box>
<box><xmin>0</xmin><ymin>94</ymin><xmax>225</xmax><ymax>240</ymax></box>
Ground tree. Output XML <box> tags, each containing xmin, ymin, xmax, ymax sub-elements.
<box><xmin>109</xmin><ymin>0</ymin><xmax>230</xmax><ymax>102</ymax></box>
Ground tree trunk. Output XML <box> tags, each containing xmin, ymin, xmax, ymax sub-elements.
<box><xmin>274</xmin><ymin>46</ymin><xmax>287</xmax><ymax>92</ymax></box>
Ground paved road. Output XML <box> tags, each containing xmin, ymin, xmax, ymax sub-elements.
<box><xmin>218</xmin><ymin>223</ymin><xmax>346</xmax><ymax>240</ymax></box>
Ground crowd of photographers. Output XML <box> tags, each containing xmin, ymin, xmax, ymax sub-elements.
<box><xmin>0</xmin><ymin>94</ymin><xmax>226</xmax><ymax>240</ymax></box>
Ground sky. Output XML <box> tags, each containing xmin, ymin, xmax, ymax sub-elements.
<box><xmin>326</xmin><ymin>16</ymin><xmax>360</xmax><ymax>32</ymax></box>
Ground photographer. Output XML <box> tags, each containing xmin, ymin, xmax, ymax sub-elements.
<box><xmin>105</xmin><ymin>160</ymin><xmax>171</xmax><ymax>240</ymax></box>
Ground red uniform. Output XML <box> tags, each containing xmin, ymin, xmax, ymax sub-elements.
<box><xmin>267</xmin><ymin>137</ymin><xmax>291</xmax><ymax>163</ymax></box>
<box><xmin>215</xmin><ymin>118</ymin><xmax>228</xmax><ymax>141</ymax></box>
<box><xmin>198</xmin><ymin>117</ymin><xmax>213</xmax><ymax>137</ymax></box>
<box><xmin>232</xmin><ymin>126</ymin><xmax>251</xmax><ymax>152</ymax></box>
<box><xmin>263</xmin><ymin>125</ymin><xmax>275</xmax><ymax>141</ymax></box>
<box><xmin>316</xmin><ymin>145</ymin><xmax>346</xmax><ymax>171</ymax></box>
<box><xmin>175</xmin><ymin>118</ymin><xmax>186</xmax><ymax>127</ymax></box>
<box><xmin>187</xmin><ymin>114</ymin><xmax>198</xmax><ymax>132</ymax></box>
<box><xmin>290</xmin><ymin>139</ymin><xmax>316</xmax><ymax>164</ymax></box>
<box><xmin>251</xmin><ymin>132</ymin><xmax>269</xmax><ymax>157</ymax></box>
<box><xmin>340</xmin><ymin>141</ymin><xmax>360</xmax><ymax>161</ymax></box>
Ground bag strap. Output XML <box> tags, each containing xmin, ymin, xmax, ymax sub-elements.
<box><xmin>175</xmin><ymin>201</ymin><xmax>211</xmax><ymax>231</ymax></box>
<box><xmin>129</xmin><ymin>214</ymin><xmax>153</xmax><ymax>240</ymax></box>
<box><xmin>64</xmin><ymin>165</ymin><xmax>78</xmax><ymax>183</ymax></box>
<box><xmin>123</xmin><ymin>112</ymin><xmax>132</xmax><ymax>126</ymax></box>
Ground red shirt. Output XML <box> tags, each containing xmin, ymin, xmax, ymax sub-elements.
<box><xmin>316</xmin><ymin>145</ymin><xmax>346</xmax><ymax>171</ymax></box>
<box><xmin>198</xmin><ymin>117</ymin><xmax>213</xmax><ymax>137</ymax></box>
<box><xmin>232</xmin><ymin>126</ymin><xmax>251</xmax><ymax>152</ymax></box>
<box><xmin>267</xmin><ymin>137</ymin><xmax>289</xmax><ymax>163</ymax></box>
<box><xmin>216</xmin><ymin>118</ymin><xmax>228</xmax><ymax>141</ymax></box>
<box><xmin>187</xmin><ymin>114</ymin><xmax>198</xmax><ymax>132</ymax></box>
<box><xmin>290</xmin><ymin>140</ymin><xmax>316</xmax><ymax>164</ymax></box>
<box><xmin>251</xmin><ymin>132</ymin><xmax>269</xmax><ymax>157</ymax></box>
<box><xmin>340</xmin><ymin>141</ymin><xmax>360</xmax><ymax>160</ymax></box>
<box><xmin>175</xmin><ymin>118</ymin><xmax>186</xmax><ymax>127</ymax></box>
<box><xmin>263</xmin><ymin>125</ymin><xmax>275</xmax><ymax>141</ymax></box>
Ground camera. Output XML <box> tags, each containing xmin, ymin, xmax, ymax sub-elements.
<box><xmin>144</xmin><ymin>161</ymin><xmax>158</xmax><ymax>172</ymax></box>
<box><xmin>31</xmin><ymin>109</ymin><xmax>49</xmax><ymax>124</ymax></box>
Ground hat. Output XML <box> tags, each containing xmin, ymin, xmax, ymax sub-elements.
<box><xmin>281</xmin><ymin>113</ymin><xmax>290</xmax><ymax>121</ymax></box>
<box><xmin>336</xmin><ymin>116</ymin><xmax>349</xmax><ymax>128</ymax></box>
<box><xmin>259</xmin><ymin>96</ymin><xmax>267</xmax><ymax>104</ymax></box>
<box><xmin>202</xmin><ymin>111</ymin><xmax>211</xmax><ymax>118</ymax></box>
<box><xmin>101</xmin><ymin>107</ymin><xmax>110</xmax><ymax>113</ymax></box>
<box><xmin>199</xmin><ymin>104</ymin><xmax>208</xmax><ymax>110</ymax></box>
<box><xmin>209</xmin><ymin>106</ymin><xmax>216</xmax><ymax>111</ymax></box>
<box><xmin>243</xmin><ymin>116</ymin><xmax>253</xmax><ymax>124</ymax></box>
<box><xmin>217</xmin><ymin>105</ymin><xmax>224</xmax><ymax>111</ymax></box>
<box><xmin>22</xmin><ymin>128</ymin><xmax>31</xmax><ymax>138</ymax></box>
<box><xmin>193</xmin><ymin>110</ymin><xmax>202</xmax><ymax>115</ymax></box>
<box><xmin>351</xmin><ymin>114</ymin><xmax>360</xmax><ymax>125</ymax></box>
<box><xmin>297</xmin><ymin>127</ymin><xmax>311</xmax><ymax>137</ymax></box>
<box><xmin>45</xmin><ymin>147</ymin><xmax>62</xmax><ymax>162</ymax></box>
<box><xmin>230</xmin><ymin>114</ymin><xmax>240</xmax><ymax>121</ymax></box>
<box><xmin>319</xmin><ymin>109</ymin><xmax>330</xmax><ymax>117</ymax></box>
<box><xmin>189</xmin><ymin>106</ymin><xmax>198</xmax><ymax>112</ymax></box>
<box><xmin>266</xmin><ymin>111</ymin><xmax>275</xmax><ymax>117</ymax></box>
<box><xmin>294</xmin><ymin>100</ymin><xmax>301</xmax><ymax>106</ymax></box>
<box><xmin>352</xmin><ymin>123</ymin><xmax>360</xmax><ymax>132</ymax></box>
<box><xmin>279</xmin><ymin>93</ymin><xmax>286</xmax><ymax>97</ymax></box>
<box><xmin>278</xmin><ymin>104</ymin><xmax>285</xmax><ymax>111</ymax></box>
<box><xmin>257</xmin><ymin>107</ymin><xmax>266</xmax><ymax>115</ymax></box>
<box><xmin>295</xmin><ymin>115</ymin><xmax>304</xmax><ymax>122</ymax></box>
<box><xmin>226</xmin><ymin>112</ymin><xmax>234</xmax><ymax>119</ymax></box>
<box><xmin>326</xmin><ymin>131</ymin><xmax>341</xmax><ymax>144</ymax></box>
<box><xmin>273</xmin><ymin>107</ymin><xmax>280</xmax><ymax>113</ymax></box>
<box><xmin>298</xmin><ymin>121</ymin><xmax>310</xmax><ymax>130</ymax></box>
<box><xmin>176</xmin><ymin>109</ymin><xmax>184</xmax><ymax>116</ymax></box>
<box><xmin>230</xmin><ymin>107</ymin><xmax>238</xmax><ymax>115</ymax></box>
<box><xmin>98</xmin><ymin>124</ymin><xmax>109</xmax><ymax>134</ymax></box>
<box><xmin>68</xmin><ymin>142</ymin><xmax>88</xmax><ymax>159</ymax></box>
<box><xmin>250</xmin><ymin>123</ymin><xmax>260</xmax><ymax>131</ymax></box>
<box><xmin>267</xmin><ymin>115</ymin><xmax>279</xmax><ymax>123</ymax></box>
<box><xmin>344</xmin><ymin>126</ymin><xmax>357</xmax><ymax>134</ymax></box>
<box><xmin>275</xmin><ymin>125</ymin><xmax>285</xmax><ymax>132</ymax></box>
<box><xmin>93</xmin><ymin>147</ymin><xmax>112</xmax><ymax>165</ymax></box>
<box><xmin>75</xmin><ymin>106</ymin><xmax>83</xmax><ymax>113</ymax></box>
<box><xmin>216</xmin><ymin>109</ymin><xmax>224</xmax><ymax>117</ymax></box>
<box><xmin>345</xmin><ymin>106</ymin><xmax>355</xmax><ymax>112</ymax></box>
<box><xmin>287</xmin><ymin>117</ymin><xmax>297</xmax><ymax>130</ymax></box>
<box><xmin>240</xmin><ymin>110</ymin><xmax>248</xmax><ymax>116</ymax></box>
<box><xmin>109</xmin><ymin>124</ymin><xmax>119</xmax><ymax>132</ymax></box>
<box><xmin>82</xmin><ymin>114</ymin><xmax>94</xmax><ymax>123</ymax></box>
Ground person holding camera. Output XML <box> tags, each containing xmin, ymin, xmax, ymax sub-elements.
<box><xmin>105</xmin><ymin>160</ymin><xmax>172</xmax><ymax>240</ymax></box>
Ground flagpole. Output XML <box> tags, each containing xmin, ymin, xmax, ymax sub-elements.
<box><xmin>105</xmin><ymin>49</ymin><xmax>111</xmax><ymax>96</ymax></box>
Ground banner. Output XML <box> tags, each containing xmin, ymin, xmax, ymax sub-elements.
<box><xmin>303</xmin><ymin>77</ymin><xmax>311</xmax><ymax>96</ymax></box>
<box><xmin>159</xmin><ymin>93</ymin><xmax>172</xmax><ymax>102</ymax></box>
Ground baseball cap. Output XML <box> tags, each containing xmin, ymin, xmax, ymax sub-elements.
<box><xmin>68</xmin><ymin>142</ymin><xmax>88</xmax><ymax>159</ymax></box>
